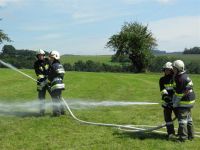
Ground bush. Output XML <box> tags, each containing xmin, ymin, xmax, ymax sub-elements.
<box><xmin>149</xmin><ymin>56</ymin><xmax>179</xmax><ymax>72</ymax></box>
<box><xmin>63</xmin><ymin>63</ymin><xmax>73</xmax><ymax>71</ymax></box>
<box><xmin>186</xmin><ymin>61</ymin><xmax>200</xmax><ymax>74</ymax></box>
<box><xmin>74</xmin><ymin>60</ymin><xmax>86</xmax><ymax>71</ymax></box>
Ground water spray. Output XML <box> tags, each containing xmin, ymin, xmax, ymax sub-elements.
<box><xmin>0</xmin><ymin>60</ymin><xmax>38</xmax><ymax>82</ymax></box>
<box><xmin>61</xmin><ymin>97</ymin><xmax>172</xmax><ymax>132</ymax></box>
<box><xmin>1</xmin><ymin>59</ymin><xmax>200</xmax><ymax>137</ymax></box>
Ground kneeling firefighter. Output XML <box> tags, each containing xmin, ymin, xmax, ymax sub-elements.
<box><xmin>34</xmin><ymin>49</ymin><xmax>50</xmax><ymax>116</ymax></box>
<box><xmin>159</xmin><ymin>62</ymin><xmax>177</xmax><ymax>139</ymax></box>
<box><xmin>48</xmin><ymin>50</ymin><xmax>65</xmax><ymax>116</ymax></box>
<box><xmin>172</xmin><ymin>60</ymin><xmax>196</xmax><ymax>142</ymax></box>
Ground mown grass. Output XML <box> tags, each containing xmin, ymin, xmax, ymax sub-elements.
<box><xmin>162</xmin><ymin>54</ymin><xmax>200</xmax><ymax>62</ymax></box>
<box><xmin>0</xmin><ymin>68</ymin><xmax>200</xmax><ymax>150</ymax></box>
<box><xmin>60</xmin><ymin>55</ymin><xmax>112</xmax><ymax>64</ymax></box>
<box><xmin>60</xmin><ymin>54</ymin><xmax>200</xmax><ymax>65</ymax></box>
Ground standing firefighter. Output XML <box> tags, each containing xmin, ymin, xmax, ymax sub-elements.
<box><xmin>34</xmin><ymin>49</ymin><xmax>50</xmax><ymax>116</ymax></box>
<box><xmin>48</xmin><ymin>50</ymin><xmax>65</xmax><ymax>117</ymax></box>
<box><xmin>172</xmin><ymin>60</ymin><xmax>195</xmax><ymax>142</ymax></box>
<box><xmin>159</xmin><ymin>62</ymin><xmax>176</xmax><ymax>139</ymax></box>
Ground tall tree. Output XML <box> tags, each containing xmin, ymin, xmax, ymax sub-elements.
<box><xmin>0</xmin><ymin>19</ymin><xmax>11</xmax><ymax>44</ymax></box>
<box><xmin>106</xmin><ymin>22</ymin><xmax>157</xmax><ymax>72</ymax></box>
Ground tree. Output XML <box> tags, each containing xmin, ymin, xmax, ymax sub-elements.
<box><xmin>2</xmin><ymin>45</ymin><xmax>16</xmax><ymax>56</ymax></box>
<box><xmin>183</xmin><ymin>47</ymin><xmax>200</xmax><ymax>54</ymax></box>
<box><xmin>0</xmin><ymin>19</ymin><xmax>11</xmax><ymax>44</ymax></box>
<box><xmin>106</xmin><ymin>22</ymin><xmax>157</xmax><ymax>72</ymax></box>
<box><xmin>0</xmin><ymin>29</ymin><xmax>11</xmax><ymax>44</ymax></box>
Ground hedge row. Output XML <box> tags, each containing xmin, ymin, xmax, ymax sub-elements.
<box><xmin>1</xmin><ymin>56</ymin><xmax>200</xmax><ymax>74</ymax></box>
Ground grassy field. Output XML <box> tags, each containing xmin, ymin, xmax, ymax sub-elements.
<box><xmin>0</xmin><ymin>68</ymin><xmax>200</xmax><ymax>149</ymax></box>
<box><xmin>60</xmin><ymin>55</ymin><xmax>112</xmax><ymax>64</ymax></box>
<box><xmin>60</xmin><ymin>54</ymin><xmax>200</xmax><ymax>65</ymax></box>
<box><xmin>160</xmin><ymin>54</ymin><xmax>200</xmax><ymax>63</ymax></box>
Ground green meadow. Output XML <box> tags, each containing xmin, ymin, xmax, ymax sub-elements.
<box><xmin>60</xmin><ymin>54</ymin><xmax>200</xmax><ymax>65</ymax></box>
<box><xmin>0</xmin><ymin>68</ymin><xmax>200</xmax><ymax>149</ymax></box>
<box><xmin>60</xmin><ymin>55</ymin><xmax>112</xmax><ymax>64</ymax></box>
<box><xmin>161</xmin><ymin>54</ymin><xmax>200</xmax><ymax>63</ymax></box>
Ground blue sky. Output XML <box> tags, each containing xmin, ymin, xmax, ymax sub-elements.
<box><xmin>0</xmin><ymin>0</ymin><xmax>199</xmax><ymax>55</ymax></box>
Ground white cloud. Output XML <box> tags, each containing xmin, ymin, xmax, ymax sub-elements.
<box><xmin>0</xmin><ymin>0</ymin><xmax>23</xmax><ymax>7</ymax></box>
<box><xmin>121</xmin><ymin>0</ymin><xmax>175</xmax><ymax>4</ymax></box>
<box><xmin>156</xmin><ymin>0</ymin><xmax>175</xmax><ymax>4</ymax></box>
<box><xmin>149</xmin><ymin>16</ymin><xmax>200</xmax><ymax>51</ymax></box>
<box><xmin>120</xmin><ymin>0</ymin><xmax>145</xmax><ymax>4</ymax></box>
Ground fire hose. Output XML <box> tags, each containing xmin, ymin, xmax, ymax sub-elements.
<box><xmin>1</xmin><ymin>59</ymin><xmax>200</xmax><ymax>137</ymax></box>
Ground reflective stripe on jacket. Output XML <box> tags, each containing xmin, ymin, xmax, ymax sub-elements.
<box><xmin>174</xmin><ymin>72</ymin><xmax>195</xmax><ymax>108</ymax></box>
<box><xmin>159</xmin><ymin>74</ymin><xmax>174</xmax><ymax>107</ymax></box>
<box><xmin>34</xmin><ymin>58</ymin><xmax>50</xmax><ymax>90</ymax></box>
<box><xmin>48</xmin><ymin>60</ymin><xmax>65</xmax><ymax>92</ymax></box>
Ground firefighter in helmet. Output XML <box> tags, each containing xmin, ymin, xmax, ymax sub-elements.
<box><xmin>159</xmin><ymin>62</ymin><xmax>177</xmax><ymax>139</ymax></box>
<box><xmin>34</xmin><ymin>49</ymin><xmax>50</xmax><ymax>116</ymax></box>
<box><xmin>172</xmin><ymin>60</ymin><xmax>195</xmax><ymax>142</ymax></box>
<box><xmin>48</xmin><ymin>50</ymin><xmax>65</xmax><ymax>117</ymax></box>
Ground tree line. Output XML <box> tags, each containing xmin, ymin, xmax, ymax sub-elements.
<box><xmin>0</xmin><ymin>45</ymin><xmax>36</xmax><ymax>69</ymax></box>
<box><xmin>183</xmin><ymin>47</ymin><xmax>200</xmax><ymax>54</ymax></box>
<box><xmin>1</xmin><ymin>45</ymin><xmax>200</xmax><ymax>74</ymax></box>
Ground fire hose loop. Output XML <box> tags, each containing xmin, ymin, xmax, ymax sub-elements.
<box><xmin>61</xmin><ymin>97</ymin><xmax>176</xmax><ymax>133</ymax></box>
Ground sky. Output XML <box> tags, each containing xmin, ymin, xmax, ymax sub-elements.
<box><xmin>0</xmin><ymin>0</ymin><xmax>199</xmax><ymax>55</ymax></box>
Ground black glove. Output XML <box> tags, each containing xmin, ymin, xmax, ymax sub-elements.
<box><xmin>166</xmin><ymin>102</ymin><xmax>173</xmax><ymax>109</ymax></box>
<box><xmin>163</xmin><ymin>96</ymin><xmax>171</xmax><ymax>103</ymax></box>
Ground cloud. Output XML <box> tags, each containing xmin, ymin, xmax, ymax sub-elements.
<box><xmin>149</xmin><ymin>16</ymin><xmax>200</xmax><ymax>51</ymax></box>
<box><xmin>120</xmin><ymin>0</ymin><xmax>145</xmax><ymax>4</ymax></box>
<box><xmin>121</xmin><ymin>0</ymin><xmax>175</xmax><ymax>4</ymax></box>
<box><xmin>156</xmin><ymin>0</ymin><xmax>175</xmax><ymax>4</ymax></box>
<box><xmin>0</xmin><ymin>0</ymin><xmax>23</xmax><ymax>7</ymax></box>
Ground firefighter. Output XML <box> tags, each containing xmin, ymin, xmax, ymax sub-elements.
<box><xmin>172</xmin><ymin>60</ymin><xmax>195</xmax><ymax>142</ymax></box>
<box><xmin>48</xmin><ymin>50</ymin><xmax>65</xmax><ymax>117</ymax></box>
<box><xmin>34</xmin><ymin>49</ymin><xmax>50</xmax><ymax>116</ymax></box>
<box><xmin>159</xmin><ymin>62</ymin><xmax>177</xmax><ymax>139</ymax></box>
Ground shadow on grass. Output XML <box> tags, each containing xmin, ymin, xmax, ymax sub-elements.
<box><xmin>0</xmin><ymin>110</ymin><xmax>51</xmax><ymax>117</ymax></box>
<box><xmin>113</xmin><ymin>130</ymin><xmax>168</xmax><ymax>141</ymax></box>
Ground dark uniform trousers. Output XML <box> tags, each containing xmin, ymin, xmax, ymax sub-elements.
<box><xmin>38</xmin><ymin>86</ymin><xmax>46</xmax><ymax>114</ymax></box>
<box><xmin>51</xmin><ymin>89</ymin><xmax>65</xmax><ymax>116</ymax></box>
<box><xmin>164</xmin><ymin>106</ymin><xmax>178</xmax><ymax>135</ymax></box>
<box><xmin>177</xmin><ymin>108</ymin><xmax>194</xmax><ymax>140</ymax></box>
<box><xmin>38</xmin><ymin>85</ymin><xmax>51</xmax><ymax>114</ymax></box>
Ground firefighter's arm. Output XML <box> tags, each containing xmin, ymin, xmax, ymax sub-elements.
<box><xmin>54</xmin><ymin>64</ymin><xmax>65</xmax><ymax>78</ymax></box>
<box><xmin>184</xmin><ymin>77</ymin><xmax>193</xmax><ymax>95</ymax></box>
<box><xmin>34</xmin><ymin>63</ymin><xmax>47</xmax><ymax>84</ymax></box>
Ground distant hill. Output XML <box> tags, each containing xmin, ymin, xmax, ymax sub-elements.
<box><xmin>152</xmin><ymin>50</ymin><xmax>166</xmax><ymax>54</ymax></box>
<box><xmin>152</xmin><ymin>50</ymin><xmax>183</xmax><ymax>55</ymax></box>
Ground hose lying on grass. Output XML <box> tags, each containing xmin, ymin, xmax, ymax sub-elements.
<box><xmin>62</xmin><ymin>97</ymin><xmax>200</xmax><ymax>138</ymax></box>
<box><xmin>61</xmin><ymin>97</ymin><xmax>174</xmax><ymax>132</ymax></box>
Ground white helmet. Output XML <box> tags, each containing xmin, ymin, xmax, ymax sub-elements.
<box><xmin>36</xmin><ymin>49</ymin><xmax>45</xmax><ymax>56</ymax></box>
<box><xmin>172</xmin><ymin>60</ymin><xmax>185</xmax><ymax>72</ymax></box>
<box><xmin>162</xmin><ymin>62</ymin><xmax>173</xmax><ymax>70</ymax></box>
<box><xmin>49</xmin><ymin>50</ymin><xmax>60</xmax><ymax>60</ymax></box>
